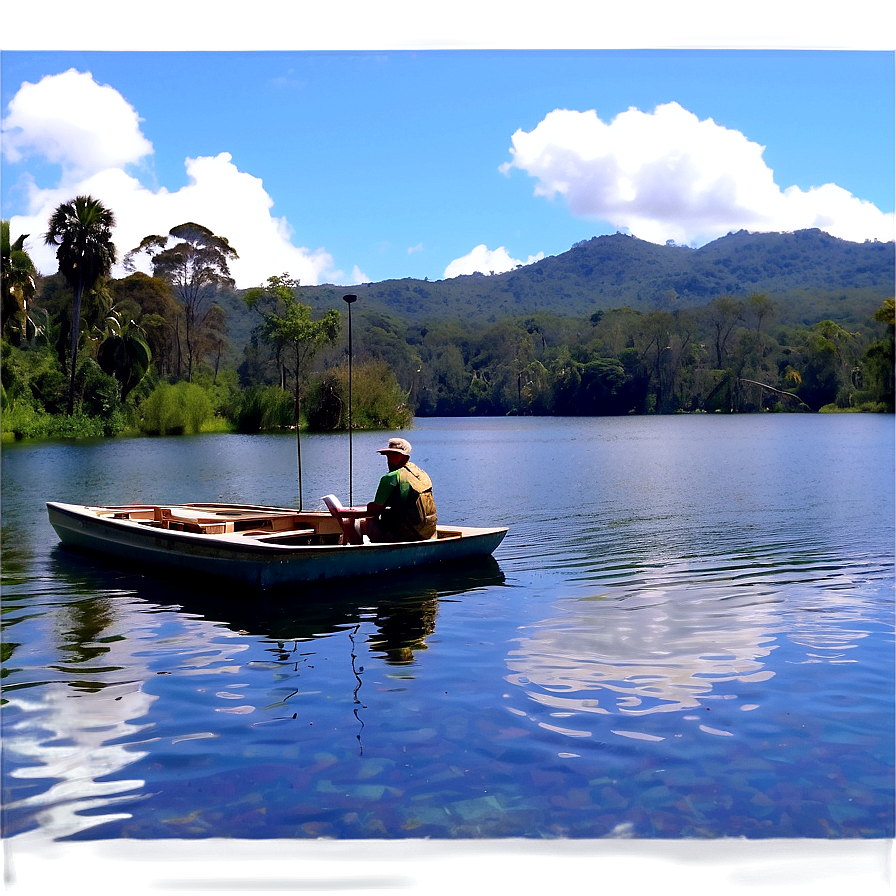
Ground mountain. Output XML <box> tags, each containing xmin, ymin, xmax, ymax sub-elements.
<box><xmin>220</xmin><ymin>229</ymin><xmax>895</xmax><ymax>353</ymax></box>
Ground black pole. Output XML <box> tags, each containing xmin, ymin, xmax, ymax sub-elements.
<box><xmin>343</xmin><ymin>294</ymin><xmax>357</xmax><ymax>504</ymax></box>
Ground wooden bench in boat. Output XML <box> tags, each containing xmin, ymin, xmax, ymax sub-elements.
<box><xmin>93</xmin><ymin>505</ymin><xmax>459</xmax><ymax>544</ymax></box>
<box><xmin>82</xmin><ymin>505</ymin><xmax>471</xmax><ymax>549</ymax></box>
<box><xmin>145</xmin><ymin>506</ymin><xmax>316</xmax><ymax>538</ymax></box>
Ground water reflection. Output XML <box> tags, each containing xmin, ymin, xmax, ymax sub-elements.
<box><xmin>3</xmin><ymin>417</ymin><xmax>892</xmax><ymax>842</ymax></box>
<box><xmin>506</xmin><ymin>589</ymin><xmax>777</xmax><ymax>728</ymax></box>
<box><xmin>44</xmin><ymin>548</ymin><xmax>504</xmax><ymax>655</ymax></box>
<box><xmin>505</xmin><ymin>551</ymin><xmax>885</xmax><ymax>735</ymax></box>
<box><xmin>3</xmin><ymin>546</ymin><xmax>507</xmax><ymax>838</ymax></box>
<box><xmin>2</xmin><ymin>588</ymin><xmax>157</xmax><ymax>842</ymax></box>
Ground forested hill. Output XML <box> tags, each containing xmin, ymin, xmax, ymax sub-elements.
<box><xmin>300</xmin><ymin>228</ymin><xmax>894</xmax><ymax>326</ymax></box>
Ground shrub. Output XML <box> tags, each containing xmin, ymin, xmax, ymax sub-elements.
<box><xmin>1</xmin><ymin>342</ymin><xmax>67</xmax><ymax>413</ymax></box>
<box><xmin>139</xmin><ymin>381</ymin><xmax>214</xmax><ymax>435</ymax></box>
<box><xmin>234</xmin><ymin>385</ymin><xmax>294</xmax><ymax>433</ymax></box>
<box><xmin>78</xmin><ymin>360</ymin><xmax>121</xmax><ymax>418</ymax></box>
<box><xmin>306</xmin><ymin>361</ymin><xmax>412</xmax><ymax>431</ymax></box>
<box><xmin>2</xmin><ymin>402</ymin><xmax>50</xmax><ymax>440</ymax></box>
<box><xmin>1</xmin><ymin>403</ymin><xmax>125</xmax><ymax>440</ymax></box>
<box><xmin>193</xmin><ymin>368</ymin><xmax>242</xmax><ymax>421</ymax></box>
<box><xmin>46</xmin><ymin>413</ymin><xmax>122</xmax><ymax>439</ymax></box>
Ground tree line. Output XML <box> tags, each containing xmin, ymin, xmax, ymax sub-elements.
<box><xmin>2</xmin><ymin>197</ymin><xmax>893</xmax><ymax>443</ymax></box>
<box><xmin>1</xmin><ymin>199</ymin><xmax>411</xmax><ymax>441</ymax></box>
<box><xmin>392</xmin><ymin>295</ymin><xmax>894</xmax><ymax>416</ymax></box>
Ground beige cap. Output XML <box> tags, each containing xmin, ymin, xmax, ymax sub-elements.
<box><xmin>376</xmin><ymin>437</ymin><xmax>412</xmax><ymax>457</ymax></box>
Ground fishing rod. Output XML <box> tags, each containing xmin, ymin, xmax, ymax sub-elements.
<box><xmin>343</xmin><ymin>294</ymin><xmax>357</xmax><ymax>504</ymax></box>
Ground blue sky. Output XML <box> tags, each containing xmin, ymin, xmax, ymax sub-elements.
<box><xmin>2</xmin><ymin>44</ymin><xmax>893</xmax><ymax>289</ymax></box>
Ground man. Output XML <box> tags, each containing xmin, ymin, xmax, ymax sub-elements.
<box><xmin>351</xmin><ymin>437</ymin><xmax>437</xmax><ymax>543</ymax></box>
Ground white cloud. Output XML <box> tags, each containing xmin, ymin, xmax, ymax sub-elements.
<box><xmin>2</xmin><ymin>69</ymin><xmax>152</xmax><ymax>179</ymax></box>
<box><xmin>2</xmin><ymin>70</ymin><xmax>344</xmax><ymax>289</ymax></box>
<box><xmin>501</xmin><ymin>101</ymin><xmax>894</xmax><ymax>246</ymax></box>
<box><xmin>407</xmin><ymin>242</ymin><xmax>424</xmax><ymax>255</ymax></box>
<box><xmin>443</xmin><ymin>244</ymin><xmax>544</xmax><ymax>278</ymax></box>
<box><xmin>350</xmin><ymin>265</ymin><xmax>371</xmax><ymax>284</ymax></box>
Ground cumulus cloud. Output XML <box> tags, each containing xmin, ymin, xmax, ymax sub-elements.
<box><xmin>2</xmin><ymin>70</ymin><xmax>343</xmax><ymax>288</ymax></box>
<box><xmin>501</xmin><ymin>101</ymin><xmax>894</xmax><ymax>246</ymax></box>
<box><xmin>348</xmin><ymin>265</ymin><xmax>371</xmax><ymax>284</ymax></box>
<box><xmin>2</xmin><ymin>69</ymin><xmax>153</xmax><ymax>178</ymax></box>
<box><xmin>444</xmin><ymin>244</ymin><xmax>545</xmax><ymax>279</ymax></box>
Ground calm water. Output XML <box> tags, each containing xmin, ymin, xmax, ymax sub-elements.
<box><xmin>2</xmin><ymin>416</ymin><xmax>893</xmax><ymax>850</ymax></box>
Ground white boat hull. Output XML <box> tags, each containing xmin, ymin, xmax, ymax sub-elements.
<box><xmin>47</xmin><ymin>501</ymin><xmax>508</xmax><ymax>588</ymax></box>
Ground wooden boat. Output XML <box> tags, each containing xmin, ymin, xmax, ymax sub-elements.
<box><xmin>46</xmin><ymin>500</ymin><xmax>508</xmax><ymax>588</ymax></box>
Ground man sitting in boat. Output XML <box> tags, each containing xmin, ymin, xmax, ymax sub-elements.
<box><xmin>346</xmin><ymin>437</ymin><xmax>438</xmax><ymax>543</ymax></box>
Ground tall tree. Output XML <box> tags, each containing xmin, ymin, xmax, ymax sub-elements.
<box><xmin>704</xmin><ymin>295</ymin><xmax>745</xmax><ymax>368</ymax></box>
<box><xmin>124</xmin><ymin>222</ymin><xmax>237</xmax><ymax>381</ymax></box>
<box><xmin>197</xmin><ymin>303</ymin><xmax>228</xmax><ymax>384</ymax></box>
<box><xmin>110</xmin><ymin>272</ymin><xmax>182</xmax><ymax>377</ymax></box>
<box><xmin>245</xmin><ymin>274</ymin><xmax>340</xmax><ymax>507</ymax></box>
<box><xmin>43</xmin><ymin>196</ymin><xmax>116</xmax><ymax>414</ymax></box>
<box><xmin>748</xmin><ymin>293</ymin><xmax>775</xmax><ymax>353</ymax></box>
<box><xmin>1</xmin><ymin>221</ymin><xmax>38</xmax><ymax>346</ymax></box>
<box><xmin>863</xmin><ymin>298</ymin><xmax>895</xmax><ymax>410</ymax></box>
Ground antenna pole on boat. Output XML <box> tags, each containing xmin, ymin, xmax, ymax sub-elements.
<box><xmin>343</xmin><ymin>294</ymin><xmax>358</xmax><ymax>505</ymax></box>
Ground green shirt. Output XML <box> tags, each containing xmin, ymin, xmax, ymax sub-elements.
<box><xmin>371</xmin><ymin>461</ymin><xmax>437</xmax><ymax>541</ymax></box>
<box><xmin>374</xmin><ymin>468</ymin><xmax>411</xmax><ymax>506</ymax></box>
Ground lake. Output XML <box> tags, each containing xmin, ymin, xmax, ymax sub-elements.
<box><xmin>2</xmin><ymin>415</ymin><xmax>893</xmax><ymax>890</ymax></box>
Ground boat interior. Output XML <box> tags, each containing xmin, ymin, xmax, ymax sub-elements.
<box><xmin>91</xmin><ymin>504</ymin><xmax>461</xmax><ymax>545</ymax></box>
<box><xmin>93</xmin><ymin>504</ymin><xmax>343</xmax><ymax>544</ymax></box>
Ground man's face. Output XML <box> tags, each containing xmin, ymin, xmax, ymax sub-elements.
<box><xmin>384</xmin><ymin>452</ymin><xmax>406</xmax><ymax>470</ymax></box>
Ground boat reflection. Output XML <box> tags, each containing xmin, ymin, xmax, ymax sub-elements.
<box><xmin>1</xmin><ymin>551</ymin><xmax>508</xmax><ymax>838</ymax></box>
<box><xmin>49</xmin><ymin>546</ymin><xmax>506</xmax><ymax>664</ymax></box>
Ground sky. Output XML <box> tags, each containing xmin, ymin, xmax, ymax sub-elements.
<box><xmin>1</xmin><ymin>15</ymin><xmax>894</xmax><ymax>294</ymax></box>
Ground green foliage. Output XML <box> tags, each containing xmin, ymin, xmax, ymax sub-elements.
<box><xmin>244</xmin><ymin>274</ymin><xmax>341</xmax><ymax>421</ymax></box>
<box><xmin>1</xmin><ymin>402</ymin><xmax>50</xmax><ymax>440</ymax></box>
<box><xmin>124</xmin><ymin>222</ymin><xmax>237</xmax><ymax>381</ymax></box>
<box><xmin>193</xmin><ymin>367</ymin><xmax>242</xmax><ymax>421</ymax></box>
<box><xmin>43</xmin><ymin>195</ymin><xmax>117</xmax><ymax>414</ymax></box>
<box><xmin>1</xmin><ymin>342</ymin><xmax>68</xmax><ymax>413</ymax></box>
<box><xmin>306</xmin><ymin>361</ymin><xmax>412</xmax><ymax>431</ymax></box>
<box><xmin>234</xmin><ymin>384</ymin><xmax>294</xmax><ymax>433</ymax></box>
<box><xmin>139</xmin><ymin>381</ymin><xmax>213</xmax><ymax>435</ymax></box>
<box><xmin>110</xmin><ymin>272</ymin><xmax>183</xmax><ymax>378</ymax></box>
<box><xmin>8</xmin><ymin>228</ymin><xmax>894</xmax><ymax>439</ymax></box>
<box><xmin>2</xmin><ymin>220</ymin><xmax>38</xmax><ymax>346</ymax></box>
<box><xmin>96</xmin><ymin>312</ymin><xmax>152</xmax><ymax>399</ymax></box>
<box><xmin>860</xmin><ymin>298</ymin><xmax>895</xmax><ymax>411</ymax></box>
<box><xmin>1</xmin><ymin>404</ymin><xmax>120</xmax><ymax>441</ymax></box>
<box><xmin>77</xmin><ymin>359</ymin><xmax>121</xmax><ymax>419</ymax></box>
<box><xmin>552</xmin><ymin>356</ymin><xmax>630</xmax><ymax>415</ymax></box>
<box><xmin>355</xmin><ymin>310</ymin><xmax>421</xmax><ymax>395</ymax></box>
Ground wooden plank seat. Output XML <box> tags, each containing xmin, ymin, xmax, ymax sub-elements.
<box><xmin>249</xmin><ymin>528</ymin><xmax>319</xmax><ymax>545</ymax></box>
<box><xmin>240</xmin><ymin>527</ymin><xmax>316</xmax><ymax>539</ymax></box>
<box><xmin>152</xmin><ymin>507</ymin><xmax>232</xmax><ymax>534</ymax></box>
<box><xmin>152</xmin><ymin>506</ymin><xmax>314</xmax><ymax>536</ymax></box>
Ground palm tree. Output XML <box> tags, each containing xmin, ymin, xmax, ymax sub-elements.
<box><xmin>44</xmin><ymin>196</ymin><xmax>117</xmax><ymax>414</ymax></box>
<box><xmin>1</xmin><ymin>220</ymin><xmax>38</xmax><ymax>346</ymax></box>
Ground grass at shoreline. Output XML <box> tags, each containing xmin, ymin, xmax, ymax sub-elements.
<box><xmin>4</xmin><ymin>406</ymin><xmax>892</xmax><ymax>446</ymax></box>
<box><xmin>1</xmin><ymin>411</ymin><xmax>237</xmax><ymax>444</ymax></box>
